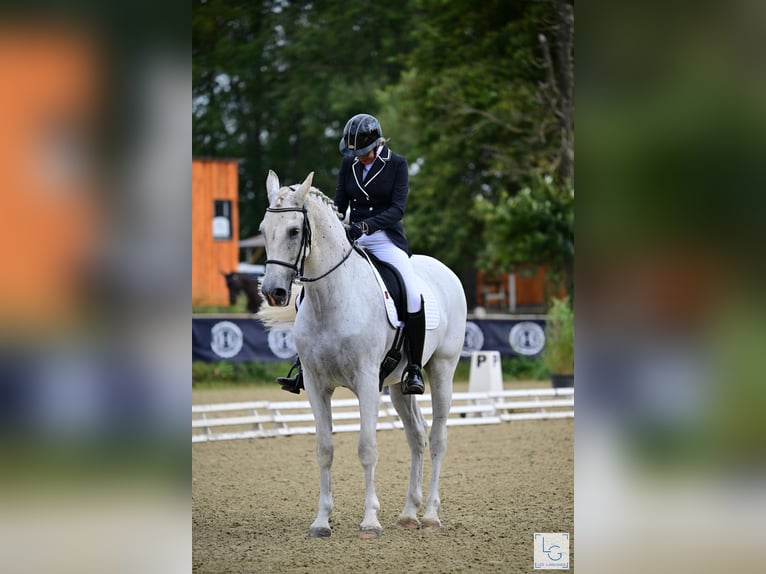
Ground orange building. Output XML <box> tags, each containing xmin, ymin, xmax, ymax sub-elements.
<box><xmin>192</xmin><ymin>158</ymin><xmax>240</xmax><ymax>307</ymax></box>
<box><xmin>476</xmin><ymin>266</ymin><xmax>566</xmax><ymax>314</ymax></box>
<box><xmin>0</xmin><ymin>27</ymin><xmax>102</xmax><ymax>329</ymax></box>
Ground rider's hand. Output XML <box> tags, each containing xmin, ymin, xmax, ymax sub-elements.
<box><xmin>347</xmin><ymin>222</ymin><xmax>364</xmax><ymax>241</ymax></box>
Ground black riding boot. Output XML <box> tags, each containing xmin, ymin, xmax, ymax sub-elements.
<box><xmin>277</xmin><ymin>358</ymin><xmax>303</xmax><ymax>394</ymax></box>
<box><xmin>401</xmin><ymin>300</ymin><xmax>426</xmax><ymax>395</ymax></box>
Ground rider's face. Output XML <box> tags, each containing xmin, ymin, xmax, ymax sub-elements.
<box><xmin>357</xmin><ymin>148</ymin><xmax>376</xmax><ymax>165</ymax></box>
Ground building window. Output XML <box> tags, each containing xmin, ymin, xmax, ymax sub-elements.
<box><xmin>212</xmin><ymin>199</ymin><xmax>232</xmax><ymax>240</ymax></box>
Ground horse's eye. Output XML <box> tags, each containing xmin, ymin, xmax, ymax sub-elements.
<box><xmin>289</xmin><ymin>227</ymin><xmax>300</xmax><ymax>238</ymax></box>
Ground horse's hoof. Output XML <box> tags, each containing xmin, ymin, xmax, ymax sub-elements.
<box><xmin>307</xmin><ymin>527</ymin><xmax>332</xmax><ymax>538</ymax></box>
<box><xmin>359</xmin><ymin>527</ymin><xmax>383</xmax><ymax>539</ymax></box>
<box><xmin>421</xmin><ymin>518</ymin><xmax>441</xmax><ymax>531</ymax></box>
<box><xmin>396</xmin><ymin>516</ymin><xmax>421</xmax><ymax>530</ymax></box>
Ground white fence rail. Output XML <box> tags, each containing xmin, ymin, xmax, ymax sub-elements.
<box><xmin>192</xmin><ymin>388</ymin><xmax>574</xmax><ymax>443</ymax></box>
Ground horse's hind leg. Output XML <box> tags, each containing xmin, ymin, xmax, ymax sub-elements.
<box><xmin>305</xmin><ymin>382</ymin><xmax>334</xmax><ymax>538</ymax></box>
<box><xmin>421</xmin><ymin>356</ymin><xmax>456</xmax><ymax>530</ymax></box>
<box><xmin>389</xmin><ymin>383</ymin><xmax>426</xmax><ymax>529</ymax></box>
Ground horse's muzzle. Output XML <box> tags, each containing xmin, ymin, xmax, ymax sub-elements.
<box><xmin>264</xmin><ymin>286</ymin><xmax>290</xmax><ymax>307</ymax></box>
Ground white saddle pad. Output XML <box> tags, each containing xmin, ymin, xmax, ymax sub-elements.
<box><xmin>367</xmin><ymin>262</ymin><xmax>440</xmax><ymax>330</ymax></box>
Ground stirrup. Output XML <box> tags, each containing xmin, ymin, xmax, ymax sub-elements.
<box><xmin>276</xmin><ymin>360</ymin><xmax>303</xmax><ymax>394</ymax></box>
<box><xmin>401</xmin><ymin>365</ymin><xmax>425</xmax><ymax>395</ymax></box>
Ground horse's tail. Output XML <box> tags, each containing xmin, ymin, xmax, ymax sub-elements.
<box><xmin>256</xmin><ymin>284</ymin><xmax>301</xmax><ymax>329</ymax></box>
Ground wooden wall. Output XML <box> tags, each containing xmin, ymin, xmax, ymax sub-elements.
<box><xmin>476</xmin><ymin>266</ymin><xmax>565</xmax><ymax>313</ymax></box>
<box><xmin>192</xmin><ymin>159</ymin><xmax>240</xmax><ymax>307</ymax></box>
<box><xmin>514</xmin><ymin>267</ymin><xmax>550</xmax><ymax>307</ymax></box>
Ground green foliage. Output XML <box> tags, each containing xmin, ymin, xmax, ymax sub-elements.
<box><xmin>194</xmin><ymin>357</ymin><xmax>546</xmax><ymax>386</ymax></box>
<box><xmin>192</xmin><ymin>360</ymin><xmax>294</xmax><ymax>385</ymax></box>
<box><xmin>503</xmin><ymin>356</ymin><xmax>550</xmax><ymax>381</ymax></box>
<box><xmin>541</xmin><ymin>296</ymin><xmax>574</xmax><ymax>375</ymax></box>
<box><xmin>382</xmin><ymin>0</ymin><xmax>572</xmax><ymax>284</ymax></box>
<box><xmin>193</xmin><ymin>0</ymin><xmax>574</xmax><ymax>287</ymax></box>
<box><xmin>192</xmin><ymin>294</ymin><xmax>248</xmax><ymax>314</ymax></box>
<box><xmin>193</xmin><ymin>0</ymin><xmax>417</xmax><ymax>240</ymax></box>
<box><xmin>455</xmin><ymin>355</ymin><xmax>547</xmax><ymax>381</ymax></box>
<box><xmin>192</xmin><ymin>305</ymin><xmax>236</xmax><ymax>314</ymax></box>
<box><xmin>473</xmin><ymin>172</ymin><xmax>574</xmax><ymax>295</ymax></box>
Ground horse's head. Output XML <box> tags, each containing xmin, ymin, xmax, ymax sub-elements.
<box><xmin>260</xmin><ymin>171</ymin><xmax>314</xmax><ymax>306</ymax></box>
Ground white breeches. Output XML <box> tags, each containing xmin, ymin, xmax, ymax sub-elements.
<box><xmin>358</xmin><ymin>230</ymin><xmax>422</xmax><ymax>313</ymax></box>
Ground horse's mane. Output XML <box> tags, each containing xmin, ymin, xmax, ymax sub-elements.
<box><xmin>274</xmin><ymin>184</ymin><xmax>343</xmax><ymax>220</ymax></box>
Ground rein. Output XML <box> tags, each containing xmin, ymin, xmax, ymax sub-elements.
<box><xmin>265</xmin><ymin>205</ymin><xmax>353</xmax><ymax>283</ymax></box>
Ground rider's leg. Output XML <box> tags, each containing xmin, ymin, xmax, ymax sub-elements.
<box><xmin>358</xmin><ymin>232</ymin><xmax>425</xmax><ymax>394</ymax></box>
<box><xmin>402</xmin><ymin>296</ymin><xmax>426</xmax><ymax>394</ymax></box>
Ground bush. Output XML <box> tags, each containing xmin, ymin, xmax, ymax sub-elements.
<box><xmin>192</xmin><ymin>360</ymin><xmax>294</xmax><ymax>385</ymax></box>
<box><xmin>456</xmin><ymin>356</ymin><xmax>548</xmax><ymax>381</ymax></box>
<box><xmin>542</xmin><ymin>296</ymin><xmax>574</xmax><ymax>375</ymax></box>
<box><xmin>193</xmin><ymin>356</ymin><xmax>549</xmax><ymax>387</ymax></box>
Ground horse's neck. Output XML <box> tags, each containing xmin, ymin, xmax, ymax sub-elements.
<box><xmin>301</xmin><ymin>199</ymin><xmax>371</xmax><ymax>310</ymax></box>
<box><xmin>304</xmin><ymin>197</ymin><xmax>348</xmax><ymax>272</ymax></box>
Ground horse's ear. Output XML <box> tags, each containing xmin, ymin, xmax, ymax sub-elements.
<box><xmin>266</xmin><ymin>170</ymin><xmax>281</xmax><ymax>205</ymax></box>
<box><xmin>296</xmin><ymin>171</ymin><xmax>314</xmax><ymax>203</ymax></box>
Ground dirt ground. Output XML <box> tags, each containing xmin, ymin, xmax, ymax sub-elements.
<box><xmin>192</xmin><ymin>382</ymin><xmax>574</xmax><ymax>573</ymax></box>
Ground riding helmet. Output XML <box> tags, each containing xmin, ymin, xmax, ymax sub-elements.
<box><xmin>339</xmin><ymin>113</ymin><xmax>383</xmax><ymax>157</ymax></box>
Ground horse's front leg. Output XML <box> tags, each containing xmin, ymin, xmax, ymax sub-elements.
<box><xmin>356</xmin><ymin>380</ymin><xmax>383</xmax><ymax>539</ymax></box>
<box><xmin>305</xmin><ymin>380</ymin><xmax>334</xmax><ymax>538</ymax></box>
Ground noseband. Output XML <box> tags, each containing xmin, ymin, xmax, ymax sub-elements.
<box><xmin>264</xmin><ymin>205</ymin><xmax>353</xmax><ymax>283</ymax></box>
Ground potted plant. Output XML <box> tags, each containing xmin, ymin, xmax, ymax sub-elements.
<box><xmin>542</xmin><ymin>296</ymin><xmax>574</xmax><ymax>387</ymax></box>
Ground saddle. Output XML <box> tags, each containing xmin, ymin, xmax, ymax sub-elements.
<box><xmin>356</xmin><ymin>247</ymin><xmax>407</xmax><ymax>322</ymax></box>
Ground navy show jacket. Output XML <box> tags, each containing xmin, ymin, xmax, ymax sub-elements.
<box><xmin>333</xmin><ymin>145</ymin><xmax>410</xmax><ymax>254</ymax></box>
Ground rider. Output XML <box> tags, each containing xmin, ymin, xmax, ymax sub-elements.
<box><xmin>277</xmin><ymin>113</ymin><xmax>426</xmax><ymax>395</ymax></box>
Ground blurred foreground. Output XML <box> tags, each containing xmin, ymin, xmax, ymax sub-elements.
<box><xmin>0</xmin><ymin>4</ymin><xmax>188</xmax><ymax>573</ymax></box>
<box><xmin>577</xmin><ymin>1</ymin><xmax>766</xmax><ymax>573</ymax></box>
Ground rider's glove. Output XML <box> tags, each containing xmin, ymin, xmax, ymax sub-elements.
<box><xmin>347</xmin><ymin>222</ymin><xmax>364</xmax><ymax>241</ymax></box>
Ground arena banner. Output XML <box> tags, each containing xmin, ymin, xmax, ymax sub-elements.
<box><xmin>192</xmin><ymin>317</ymin><xmax>548</xmax><ymax>362</ymax></box>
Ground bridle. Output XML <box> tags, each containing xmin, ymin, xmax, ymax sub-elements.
<box><xmin>264</xmin><ymin>205</ymin><xmax>353</xmax><ymax>283</ymax></box>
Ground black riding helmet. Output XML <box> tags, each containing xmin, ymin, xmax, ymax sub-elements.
<box><xmin>339</xmin><ymin>113</ymin><xmax>383</xmax><ymax>157</ymax></box>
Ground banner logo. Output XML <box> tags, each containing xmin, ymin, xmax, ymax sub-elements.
<box><xmin>210</xmin><ymin>321</ymin><xmax>244</xmax><ymax>359</ymax></box>
<box><xmin>267</xmin><ymin>326</ymin><xmax>298</xmax><ymax>359</ymax></box>
<box><xmin>462</xmin><ymin>321</ymin><xmax>485</xmax><ymax>357</ymax></box>
<box><xmin>509</xmin><ymin>322</ymin><xmax>545</xmax><ymax>356</ymax></box>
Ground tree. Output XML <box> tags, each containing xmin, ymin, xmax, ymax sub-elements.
<box><xmin>193</xmin><ymin>0</ymin><xmax>575</xmax><ymax>300</ymax></box>
<box><xmin>193</xmin><ymin>0</ymin><xmax>415</xmax><ymax>240</ymax></box>
<box><xmin>382</xmin><ymin>0</ymin><xmax>574</xmax><ymax>297</ymax></box>
<box><xmin>473</xmin><ymin>173</ymin><xmax>574</xmax><ymax>299</ymax></box>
